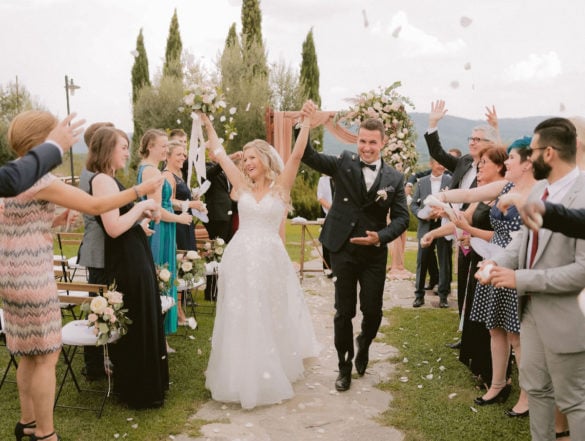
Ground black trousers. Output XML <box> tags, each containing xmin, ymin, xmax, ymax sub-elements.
<box><xmin>330</xmin><ymin>243</ymin><xmax>387</xmax><ymax>374</ymax></box>
<box><xmin>414</xmin><ymin>236</ymin><xmax>452</xmax><ymax>300</ymax></box>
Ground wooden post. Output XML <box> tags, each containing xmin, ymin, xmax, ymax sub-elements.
<box><xmin>265</xmin><ymin>106</ymin><xmax>274</xmax><ymax>145</ymax></box>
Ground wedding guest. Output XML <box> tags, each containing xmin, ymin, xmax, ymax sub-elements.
<box><xmin>422</xmin><ymin>146</ymin><xmax>507</xmax><ymax>388</ymax></box>
<box><xmin>425</xmin><ymin>100</ymin><xmax>498</xmax><ymax>349</ymax></box>
<box><xmin>89</xmin><ymin>126</ymin><xmax>169</xmax><ymax>409</ymax></box>
<box><xmin>168</xmin><ymin>128</ymin><xmax>189</xmax><ymax>182</ymax></box>
<box><xmin>203</xmin><ymin>101</ymin><xmax>320</xmax><ymax>409</ymax></box>
<box><xmin>137</xmin><ymin>130</ymin><xmax>192</xmax><ymax>345</ymax></box>
<box><xmin>302</xmin><ymin>118</ymin><xmax>410</xmax><ymax>391</ymax></box>
<box><xmin>316</xmin><ymin>174</ymin><xmax>334</xmax><ymax>275</ymax></box>
<box><xmin>0</xmin><ymin>110</ymin><xmax>162</xmax><ymax>441</ymax></box>
<box><xmin>203</xmin><ymin>150</ymin><xmax>241</xmax><ymax>300</ymax></box>
<box><xmin>439</xmin><ymin>138</ymin><xmax>535</xmax><ymax>416</ymax></box>
<box><xmin>162</xmin><ymin>140</ymin><xmax>206</xmax><ymax>326</ymax></box>
<box><xmin>77</xmin><ymin>121</ymin><xmax>114</xmax><ymax>381</ymax></box>
<box><xmin>0</xmin><ymin>113</ymin><xmax>83</xmax><ymax>197</ymax></box>
<box><xmin>485</xmin><ymin>118</ymin><xmax>585</xmax><ymax>440</ymax></box>
<box><xmin>410</xmin><ymin>158</ymin><xmax>452</xmax><ymax>308</ymax></box>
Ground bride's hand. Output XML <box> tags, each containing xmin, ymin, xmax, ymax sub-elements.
<box><xmin>300</xmin><ymin>100</ymin><xmax>317</xmax><ymax>126</ymax></box>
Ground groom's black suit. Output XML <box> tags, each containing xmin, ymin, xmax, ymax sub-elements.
<box><xmin>302</xmin><ymin>144</ymin><xmax>409</xmax><ymax>378</ymax></box>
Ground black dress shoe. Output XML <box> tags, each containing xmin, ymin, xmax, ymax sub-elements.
<box><xmin>355</xmin><ymin>338</ymin><xmax>368</xmax><ymax>376</ymax></box>
<box><xmin>474</xmin><ymin>384</ymin><xmax>512</xmax><ymax>406</ymax></box>
<box><xmin>446</xmin><ymin>340</ymin><xmax>461</xmax><ymax>349</ymax></box>
<box><xmin>412</xmin><ymin>298</ymin><xmax>425</xmax><ymax>308</ymax></box>
<box><xmin>439</xmin><ymin>299</ymin><xmax>449</xmax><ymax>308</ymax></box>
<box><xmin>335</xmin><ymin>372</ymin><xmax>351</xmax><ymax>392</ymax></box>
<box><xmin>504</xmin><ymin>408</ymin><xmax>529</xmax><ymax>418</ymax></box>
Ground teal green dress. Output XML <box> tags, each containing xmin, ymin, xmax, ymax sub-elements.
<box><xmin>138</xmin><ymin>164</ymin><xmax>178</xmax><ymax>335</ymax></box>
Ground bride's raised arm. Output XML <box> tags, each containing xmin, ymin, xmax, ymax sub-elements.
<box><xmin>278</xmin><ymin>100</ymin><xmax>318</xmax><ymax>192</ymax></box>
<box><xmin>202</xmin><ymin>114</ymin><xmax>246</xmax><ymax>193</ymax></box>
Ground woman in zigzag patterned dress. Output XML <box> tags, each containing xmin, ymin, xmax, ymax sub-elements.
<box><xmin>0</xmin><ymin>110</ymin><xmax>160</xmax><ymax>441</ymax></box>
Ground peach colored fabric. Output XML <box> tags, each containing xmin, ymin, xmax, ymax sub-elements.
<box><xmin>272</xmin><ymin>111</ymin><xmax>358</xmax><ymax>161</ymax></box>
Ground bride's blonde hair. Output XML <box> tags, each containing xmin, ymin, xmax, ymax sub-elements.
<box><xmin>241</xmin><ymin>139</ymin><xmax>283</xmax><ymax>184</ymax></box>
<box><xmin>241</xmin><ymin>139</ymin><xmax>290</xmax><ymax>206</ymax></box>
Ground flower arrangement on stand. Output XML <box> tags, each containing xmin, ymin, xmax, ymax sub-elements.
<box><xmin>81</xmin><ymin>284</ymin><xmax>132</xmax><ymax>346</ymax></box>
<box><xmin>200</xmin><ymin>237</ymin><xmax>224</xmax><ymax>266</ymax></box>
<box><xmin>176</xmin><ymin>250</ymin><xmax>206</xmax><ymax>288</ymax></box>
<box><xmin>156</xmin><ymin>263</ymin><xmax>176</xmax><ymax>315</ymax></box>
<box><xmin>335</xmin><ymin>81</ymin><xmax>418</xmax><ymax>175</ymax></box>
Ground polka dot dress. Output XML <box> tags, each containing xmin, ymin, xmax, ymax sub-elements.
<box><xmin>471</xmin><ymin>182</ymin><xmax>522</xmax><ymax>333</ymax></box>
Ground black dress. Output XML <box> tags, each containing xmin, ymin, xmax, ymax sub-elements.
<box><xmin>170</xmin><ymin>172</ymin><xmax>196</xmax><ymax>251</ymax></box>
<box><xmin>458</xmin><ymin>202</ymin><xmax>494</xmax><ymax>385</ymax></box>
<box><xmin>92</xmin><ymin>176</ymin><xmax>169</xmax><ymax>409</ymax></box>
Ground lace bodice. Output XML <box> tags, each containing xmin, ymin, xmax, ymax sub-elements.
<box><xmin>236</xmin><ymin>190</ymin><xmax>285</xmax><ymax>235</ymax></box>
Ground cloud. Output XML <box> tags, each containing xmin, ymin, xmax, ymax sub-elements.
<box><xmin>377</xmin><ymin>11</ymin><xmax>465</xmax><ymax>57</ymax></box>
<box><xmin>503</xmin><ymin>51</ymin><xmax>562</xmax><ymax>82</ymax></box>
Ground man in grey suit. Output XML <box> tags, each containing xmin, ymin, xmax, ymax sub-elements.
<box><xmin>486</xmin><ymin>117</ymin><xmax>585</xmax><ymax>441</ymax></box>
<box><xmin>410</xmin><ymin>158</ymin><xmax>452</xmax><ymax>308</ymax></box>
<box><xmin>0</xmin><ymin>113</ymin><xmax>83</xmax><ymax>197</ymax></box>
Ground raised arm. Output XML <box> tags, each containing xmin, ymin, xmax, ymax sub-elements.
<box><xmin>278</xmin><ymin>100</ymin><xmax>317</xmax><ymax>192</ymax></box>
<box><xmin>35</xmin><ymin>175</ymin><xmax>163</xmax><ymax>216</ymax></box>
<box><xmin>424</xmin><ymin>100</ymin><xmax>459</xmax><ymax>172</ymax></box>
<box><xmin>0</xmin><ymin>113</ymin><xmax>85</xmax><ymax>197</ymax></box>
<box><xmin>439</xmin><ymin>180</ymin><xmax>507</xmax><ymax>204</ymax></box>
<box><xmin>202</xmin><ymin>114</ymin><xmax>246</xmax><ymax>194</ymax></box>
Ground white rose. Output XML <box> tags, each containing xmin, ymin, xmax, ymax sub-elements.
<box><xmin>204</xmin><ymin>242</ymin><xmax>212</xmax><ymax>250</ymax></box>
<box><xmin>185</xmin><ymin>250</ymin><xmax>199</xmax><ymax>260</ymax></box>
<box><xmin>184</xmin><ymin>93</ymin><xmax>195</xmax><ymax>106</ymax></box>
<box><xmin>229</xmin><ymin>107</ymin><xmax>237</xmax><ymax>115</ymax></box>
<box><xmin>217</xmin><ymin>100</ymin><xmax>227</xmax><ymax>108</ymax></box>
<box><xmin>220</xmin><ymin>115</ymin><xmax>226</xmax><ymax>122</ymax></box>
<box><xmin>216</xmin><ymin>238</ymin><xmax>225</xmax><ymax>246</ymax></box>
<box><xmin>159</xmin><ymin>268</ymin><xmax>171</xmax><ymax>282</ymax></box>
<box><xmin>181</xmin><ymin>261</ymin><xmax>193</xmax><ymax>272</ymax></box>
<box><xmin>215</xmin><ymin>247</ymin><xmax>224</xmax><ymax>255</ymax></box>
<box><xmin>90</xmin><ymin>296</ymin><xmax>108</xmax><ymax>314</ymax></box>
<box><xmin>106</xmin><ymin>290</ymin><xmax>123</xmax><ymax>305</ymax></box>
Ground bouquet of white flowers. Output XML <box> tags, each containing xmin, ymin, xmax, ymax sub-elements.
<box><xmin>201</xmin><ymin>237</ymin><xmax>225</xmax><ymax>263</ymax></box>
<box><xmin>80</xmin><ymin>285</ymin><xmax>132</xmax><ymax>346</ymax></box>
<box><xmin>176</xmin><ymin>250</ymin><xmax>206</xmax><ymax>288</ymax></box>
<box><xmin>180</xmin><ymin>84</ymin><xmax>237</xmax><ymax>143</ymax></box>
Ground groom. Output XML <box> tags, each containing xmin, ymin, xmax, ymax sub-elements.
<box><xmin>302</xmin><ymin>118</ymin><xmax>409</xmax><ymax>391</ymax></box>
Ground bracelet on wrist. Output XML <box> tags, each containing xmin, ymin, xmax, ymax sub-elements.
<box><xmin>213</xmin><ymin>147</ymin><xmax>226</xmax><ymax>157</ymax></box>
<box><xmin>133</xmin><ymin>186</ymin><xmax>141</xmax><ymax>200</ymax></box>
<box><xmin>181</xmin><ymin>201</ymin><xmax>189</xmax><ymax>213</ymax></box>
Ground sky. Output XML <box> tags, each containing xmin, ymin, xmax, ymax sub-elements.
<box><xmin>1</xmin><ymin>0</ymin><xmax>584</xmax><ymax>133</ymax></box>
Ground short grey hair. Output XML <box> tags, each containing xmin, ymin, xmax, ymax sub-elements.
<box><xmin>472</xmin><ymin>125</ymin><xmax>498</xmax><ymax>143</ymax></box>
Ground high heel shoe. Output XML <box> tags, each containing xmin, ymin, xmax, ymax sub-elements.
<box><xmin>30</xmin><ymin>432</ymin><xmax>61</xmax><ymax>441</ymax></box>
<box><xmin>14</xmin><ymin>420</ymin><xmax>36</xmax><ymax>441</ymax></box>
<box><xmin>474</xmin><ymin>384</ymin><xmax>512</xmax><ymax>405</ymax></box>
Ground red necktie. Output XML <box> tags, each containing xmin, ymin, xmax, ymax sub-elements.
<box><xmin>529</xmin><ymin>188</ymin><xmax>549</xmax><ymax>267</ymax></box>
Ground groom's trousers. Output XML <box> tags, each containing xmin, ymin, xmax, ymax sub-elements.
<box><xmin>330</xmin><ymin>243</ymin><xmax>387</xmax><ymax>374</ymax></box>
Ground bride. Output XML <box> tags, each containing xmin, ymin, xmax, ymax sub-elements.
<box><xmin>202</xmin><ymin>100</ymin><xmax>321</xmax><ymax>409</ymax></box>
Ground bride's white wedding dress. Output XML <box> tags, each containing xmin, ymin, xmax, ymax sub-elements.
<box><xmin>205</xmin><ymin>189</ymin><xmax>320</xmax><ymax>409</ymax></box>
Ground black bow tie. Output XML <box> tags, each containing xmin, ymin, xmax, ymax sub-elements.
<box><xmin>360</xmin><ymin>161</ymin><xmax>376</xmax><ymax>171</ymax></box>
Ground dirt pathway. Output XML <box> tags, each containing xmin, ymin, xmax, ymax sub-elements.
<box><xmin>174</xmin><ymin>264</ymin><xmax>416</xmax><ymax>441</ymax></box>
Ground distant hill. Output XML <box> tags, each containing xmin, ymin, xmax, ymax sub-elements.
<box><xmin>323</xmin><ymin>113</ymin><xmax>549</xmax><ymax>168</ymax></box>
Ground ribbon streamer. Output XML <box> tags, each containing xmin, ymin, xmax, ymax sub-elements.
<box><xmin>187</xmin><ymin>113</ymin><xmax>207</xmax><ymax>187</ymax></box>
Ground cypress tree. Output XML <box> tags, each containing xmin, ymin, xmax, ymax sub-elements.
<box><xmin>131</xmin><ymin>28</ymin><xmax>150</xmax><ymax>104</ymax></box>
<box><xmin>130</xmin><ymin>28</ymin><xmax>151</xmax><ymax>170</ymax></box>
<box><xmin>163</xmin><ymin>9</ymin><xmax>183</xmax><ymax>80</ymax></box>
<box><xmin>299</xmin><ymin>28</ymin><xmax>321</xmax><ymax>107</ymax></box>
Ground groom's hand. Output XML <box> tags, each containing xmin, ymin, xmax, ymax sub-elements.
<box><xmin>349</xmin><ymin>230</ymin><xmax>380</xmax><ymax>246</ymax></box>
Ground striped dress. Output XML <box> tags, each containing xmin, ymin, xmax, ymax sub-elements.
<box><xmin>0</xmin><ymin>174</ymin><xmax>62</xmax><ymax>356</ymax></box>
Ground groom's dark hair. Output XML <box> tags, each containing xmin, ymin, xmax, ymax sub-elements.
<box><xmin>360</xmin><ymin>118</ymin><xmax>385</xmax><ymax>141</ymax></box>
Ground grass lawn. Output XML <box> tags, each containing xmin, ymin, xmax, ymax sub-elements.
<box><xmin>377</xmin><ymin>308</ymin><xmax>530</xmax><ymax>441</ymax></box>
